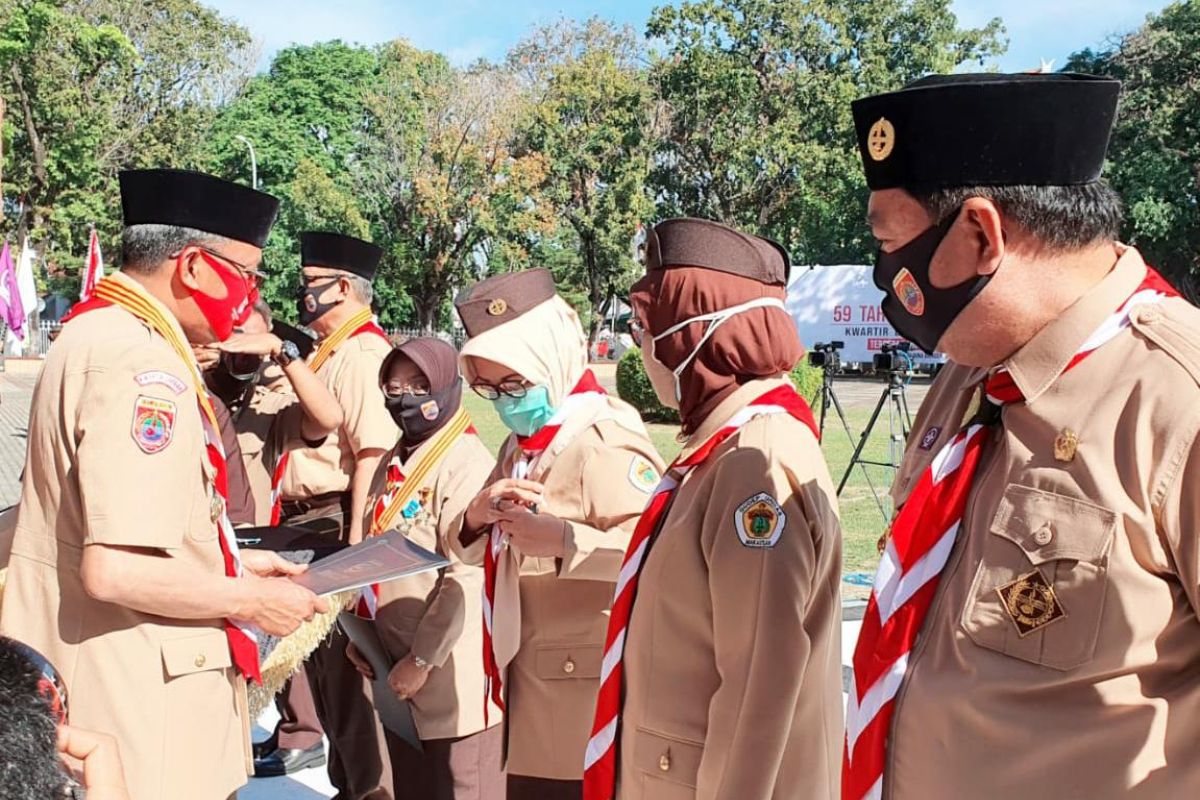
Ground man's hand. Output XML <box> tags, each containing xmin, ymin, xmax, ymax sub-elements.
<box><xmin>388</xmin><ymin>654</ymin><xmax>431</xmax><ymax>700</ymax></box>
<box><xmin>346</xmin><ymin>641</ymin><xmax>375</xmax><ymax>680</ymax></box>
<box><xmin>192</xmin><ymin>345</ymin><xmax>220</xmax><ymax>373</ymax></box>
<box><xmin>57</xmin><ymin>725</ymin><xmax>131</xmax><ymax>800</ymax></box>
<box><xmin>238</xmin><ymin>577</ymin><xmax>328</xmax><ymax>637</ymax></box>
<box><xmin>497</xmin><ymin>505</ymin><xmax>566</xmax><ymax>558</ymax></box>
<box><xmin>212</xmin><ymin>332</ymin><xmax>283</xmax><ymax>358</ymax></box>
<box><xmin>240</xmin><ymin>550</ymin><xmax>306</xmax><ymax>578</ymax></box>
<box><xmin>464</xmin><ymin>479</ymin><xmax>545</xmax><ymax>532</ymax></box>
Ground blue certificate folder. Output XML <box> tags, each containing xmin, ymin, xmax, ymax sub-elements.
<box><xmin>289</xmin><ymin>531</ymin><xmax>449</xmax><ymax>597</ymax></box>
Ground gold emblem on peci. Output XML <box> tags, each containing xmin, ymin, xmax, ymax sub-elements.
<box><xmin>1053</xmin><ymin>429</ymin><xmax>1079</xmax><ymax>463</ymax></box>
<box><xmin>487</xmin><ymin>298</ymin><xmax>508</xmax><ymax>316</ymax></box>
<box><xmin>997</xmin><ymin>569</ymin><xmax>1067</xmax><ymax>637</ymax></box>
<box><xmin>867</xmin><ymin>117</ymin><xmax>896</xmax><ymax>162</ymax></box>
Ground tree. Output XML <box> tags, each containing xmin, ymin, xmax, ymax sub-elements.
<box><xmin>1066</xmin><ymin>2</ymin><xmax>1200</xmax><ymax>298</ymax></box>
<box><xmin>510</xmin><ymin>19</ymin><xmax>659</xmax><ymax>344</ymax></box>
<box><xmin>356</xmin><ymin>41</ymin><xmax>549</xmax><ymax>330</ymax></box>
<box><xmin>646</xmin><ymin>0</ymin><xmax>1006</xmax><ymax>265</ymax></box>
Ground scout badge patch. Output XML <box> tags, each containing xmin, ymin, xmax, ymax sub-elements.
<box><xmin>892</xmin><ymin>268</ymin><xmax>925</xmax><ymax>316</ymax></box>
<box><xmin>997</xmin><ymin>569</ymin><xmax>1067</xmax><ymax>637</ymax></box>
<box><xmin>627</xmin><ymin>455</ymin><xmax>659</xmax><ymax>493</ymax></box>
<box><xmin>132</xmin><ymin>395</ymin><xmax>176</xmax><ymax>454</ymax></box>
<box><xmin>734</xmin><ymin>492</ymin><xmax>786</xmax><ymax>548</ymax></box>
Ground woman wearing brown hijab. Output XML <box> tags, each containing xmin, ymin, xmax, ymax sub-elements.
<box><xmin>583</xmin><ymin>219</ymin><xmax>843</xmax><ymax>800</ymax></box>
<box><xmin>344</xmin><ymin>337</ymin><xmax>504</xmax><ymax>800</ymax></box>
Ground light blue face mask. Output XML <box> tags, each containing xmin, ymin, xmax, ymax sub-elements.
<box><xmin>493</xmin><ymin>386</ymin><xmax>556</xmax><ymax>437</ymax></box>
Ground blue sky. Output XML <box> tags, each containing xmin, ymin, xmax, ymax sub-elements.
<box><xmin>205</xmin><ymin>0</ymin><xmax>1170</xmax><ymax>72</ymax></box>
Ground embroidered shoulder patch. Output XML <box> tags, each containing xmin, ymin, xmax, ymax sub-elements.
<box><xmin>132</xmin><ymin>395</ymin><xmax>177</xmax><ymax>454</ymax></box>
<box><xmin>134</xmin><ymin>370</ymin><xmax>186</xmax><ymax>395</ymax></box>
<box><xmin>918</xmin><ymin>426</ymin><xmax>942</xmax><ymax>451</ymax></box>
<box><xmin>627</xmin><ymin>455</ymin><xmax>660</xmax><ymax>493</ymax></box>
<box><xmin>735</xmin><ymin>493</ymin><xmax>786</xmax><ymax>548</ymax></box>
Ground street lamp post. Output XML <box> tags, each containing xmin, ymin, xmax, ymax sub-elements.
<box><xmin>234</xmin><ymin>135</ymin><xmax>258</xmax><ymax>190</ymax></box>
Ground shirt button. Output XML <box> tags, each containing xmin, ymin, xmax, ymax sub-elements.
<box><xmin>1138</xmin><ymin>307</ymin><xmax>1163</xmax><ymax>325</ymax></box>
<box><xmin>1033</xmin><ymin>523</ymin><xmax>1054</xmax><ymax>546</ymax></box>
<box><xmin>562</xmin><ymin>658</ymin><xmax>575</xmax><ymax>675</ymax></box>
<box><xmin>659</xmin><ymin>752</ymin><xmax>671</xmax><ymax>772</ymax></box>
<box><xmin>194</xmin><ymin>653</ymin><xmax>207</xmax><ymax>668</ymax></box>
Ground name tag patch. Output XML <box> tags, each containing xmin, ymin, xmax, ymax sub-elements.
<box><xmin>134</xmin><ymin>370</ymin><xmax>186</xmax><ymax>395</ymax></box>
<box><xmin>132</xmin><ymin>395</ymin><xmax>177</xmax><ymax>454</ymax></box>
<box><xmin>735</xmin><ymin>493</ymin><xmax>786</xmax><ymax>548</ymax></box>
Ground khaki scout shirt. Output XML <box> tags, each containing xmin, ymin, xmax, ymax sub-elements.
<box><xmin>886</xmin><ymin>248</ymin><xmax>1200</xmax><ymax>799</ymax></box>
<box><xmin>617</xmin><ymin>378</ymin><xmax>843</xmax><ymax>800</ymax></box>
<box><xmin>276</xmin><ymin>328</ymin><xmax>396</xmax><ymax>500</ymax></box>
<box><xmin>458</xmin><ymin>414</ymin><xmax>665</xmax><ymax>780</ymax></box>
<box><xmin>369</xmin><ymin>432</ymin><xmax>502</xmax><ymax>740</ymax></box>
<box><xmin>235</xmin><ymin>383</ymin><xmax>297</xmax><ymax>525</ymax></box>
<box><xmin>0</xmin><ymin>285</ymin><xmax>250</xmax><ymax>800</ymax></box>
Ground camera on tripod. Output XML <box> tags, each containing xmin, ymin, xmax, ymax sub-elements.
<box><xmin>873</xmin><ymin>341</ymin><xmax>912</xmax><ymax>373</ymax></box>
<box><xmin>808</xmin><ymin>341</ymin><xmax>845</xmax><ymax>371</ymax></box>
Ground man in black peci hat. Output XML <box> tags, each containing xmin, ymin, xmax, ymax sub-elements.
<box><xmin>0</xmin><ymin>169</ymin><xmax>328</xmax><ymax>800</ymax></box>
<box><xmin>844</xmin><ymin>74</ymin><xmax>1200</xmax><ymax>800</ymax></box>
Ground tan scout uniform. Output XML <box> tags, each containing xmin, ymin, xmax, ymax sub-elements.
<box><xmin>885</xmin><ymin>248</ymin><xmax>1200</xmax><ymax>799</ymax></box>
<box><xmin>372</xmin><ymin>432</ymin><xmax>500</xmax><ymax>741</ymax></box>
<box><xmin>617</xmin><ymin>378</ymin><xmax>842</xmax><ymax>800</ymax></box>
<box><xmin>0</xmin><ymin>291</ymin><xmax>250</xmax><ymax>800</ymax></box>
<box><xmin>236</xmin><ymin>380</ymin><xmax>297</xmax><ymax>525</ymax></box>
<box><xmin>275</xmin><ymin>331</ymin><xmax>397</xmax><ymax>512</ymax></box>
<box><xmin>459</xmin><ymin>419</ymin><xmax>665</xmax><ymax>780</ymax></box>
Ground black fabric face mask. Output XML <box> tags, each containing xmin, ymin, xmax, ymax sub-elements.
<box><xmin>207</xmin><ymin>354</ymin><xmax>262</xmax><ymax>409</ymax></box>
<box><xmin>297</xmin><ymin>280</ymin><xmax>340</xmax><ymax>327</ymax></box>
<box><xmin>384</xmin><ymin>379</ymin><xmax>463</xmax><ymax>445</ymax></box>
<box><xmin>873</xmin><ymin>207</ymin><xmax>992</xmax><ymax>354</ymax></box>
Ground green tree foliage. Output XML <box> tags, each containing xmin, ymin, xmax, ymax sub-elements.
<box><xmin>509</xmin><ymin>19</ymin><xmax>659</xmax><ymax>344</ymax></box>
<box><xmin>646</xmin><ymin>0</ymin><xmax>1006</xmax><ymax>265</ymax></box>
<box><xmin>1066</xmin><ymin>2</ymin><xmax>1200</xmax><ymax>298</ymax></box>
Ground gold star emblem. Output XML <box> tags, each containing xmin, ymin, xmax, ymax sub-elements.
<box><xmin>1053</xmin><ymin>429</ymin><xmax>1079</xmax><ymax>463</ymax></box>
<box><xmin>867</xmin><ymin>117</ymin><xmax>896</xmax><ymax>162</ymax></box>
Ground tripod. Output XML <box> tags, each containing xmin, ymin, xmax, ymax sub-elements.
<box><xmin>837</xmin><ymin>367</ymin><xmax>913</xmax><ymax>510</ymax></box>
<box><xmin>812</xmin><ymin>366</ymin><xmax>887</xmax><ymax>518</ymax></box>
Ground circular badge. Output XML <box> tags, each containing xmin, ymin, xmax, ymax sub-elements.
<box><xmin>867</xmin><ymin>117</ymin><xmax>896</xmax><ymax>162</ymax></box>
<box><xmin>487</xmin><ymin>298</ymin><xmax>508</xmax><ymax>316</ymax></box>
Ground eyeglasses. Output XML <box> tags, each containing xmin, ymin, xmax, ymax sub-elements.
<box><xmin>197</xmin><ymin>247</ymin><xmax>266</xmax><ymax>284</ymax></box>
<box><xmin>299</xmin><ymin>271</ymin><xmax>348</xmax><ymax>291</ymax></box>
<box><xmin>629</xmin><ymin>318</ymin><xmax>646</xmax><ymax>347</ymax></box>
<box><xmin>470</xmin><ymin>379</ymin><xmax>528</xmax><ymax>400</ymax></box>
<box><xmin>383</xmin><ymin>382</ymin><xmax>430</xmax><ymax>398</ymax></box>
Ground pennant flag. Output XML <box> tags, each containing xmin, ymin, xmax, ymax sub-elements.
<box><xmin>10</xmin><ymin>239</ymin><xmax>35</xmax><ymax>342</ymax></box>
<box><xmin>80</xmin><ymin>227</ymin><xmax>104</xmax><ymax>301</ymax></box>
<box><xmin>0</xmin><ymin>242</ymin><xmax>14</xmax><ymax>329</ymax></box>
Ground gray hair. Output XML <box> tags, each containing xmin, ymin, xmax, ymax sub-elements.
<box><xmin>345</xmin><ymin>273</ymin><xmax>374</xmax><ymax>305</ymax></box>
<box><xmin>121</xmin><ymin>224</ymin><xmax>230</xmax><ymax>274</ymax></box>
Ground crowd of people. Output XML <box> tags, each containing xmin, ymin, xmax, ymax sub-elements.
<box><xmin>0</xmin><ymin>70</ymin><xmax>1198</xmax><ymax>800</ymax></box>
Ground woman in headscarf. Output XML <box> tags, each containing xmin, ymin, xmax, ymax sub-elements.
<box><xmin>452</xmin><ymin>269</ymin><xmax>666</xmax><ymax>800</ymax></box>
<box><xmin>582</xmin><ymin>219</ymin><xmax>843</xmax><ymax>800</ymax></box>
<box><xmin>344</xmin><ymin>336</ymin><xmax>503</xmax><ymax>800</ymax></box>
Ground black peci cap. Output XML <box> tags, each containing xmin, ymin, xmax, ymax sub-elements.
<box><xmin>852</xmin><ymin>73</ymin><xmax>1121</xmax><ymax>191</ymax></box>
<box><xmin>119</xmin><ymin>169</ymin><xmax>280</xmax><ymax>247</ymax></box>
<box><xmin>300</xmin><ymin>232</ymin><xmax>383</xmax><ymax>280</ymax></box>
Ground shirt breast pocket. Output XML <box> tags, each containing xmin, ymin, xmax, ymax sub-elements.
<box><xmin>960</xmin><ymin>484</ymin><xmax>1115</xmax><ymax>671</ymax></box>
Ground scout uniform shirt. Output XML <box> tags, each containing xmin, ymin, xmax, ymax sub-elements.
<box><xmin>884</xmin><ymin>247</ymin><xmax>1200</xmax><ymax>798</ymax></box>
<box><xmin>236</xmin><ymin>379</ymin><xmax>298</xmax><ymax>525</ymax></box>
<box><xmin>0</xmin><ymin>275</ymin><xmax>250</xmax><ymax>800</ymax></box>
<box><xmin>370</xmin><ymin>431</ymin><xmax>501</xmax><ymax>739</ymax></box>
<box><xmin>458</xmin><ymin>418</ymin><xmax>665</xmax><ymax>780</ymax></box>
<box><xmin>616</xmin><ymin>377</ymin><xmax>843</xmax><ymax>800</ymax></box>
<box><xmin>274</xmin><ymin>321</ymin><xmax>396</xmax><ymax>509</ymax></box>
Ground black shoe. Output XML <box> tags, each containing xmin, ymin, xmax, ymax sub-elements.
<box><xmin>253</xmin><ymin>743</ymin><xmax>326</xmax><ymax>778</ymax></box>
<box><xmin>251</xmin><ymin>735</ymin><xmax>278</xmax><ymax>761</ymax></box>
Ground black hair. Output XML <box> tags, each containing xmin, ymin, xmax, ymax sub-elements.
<box><xmin>912</xmin><ymin>181</ymin><xmax>1124</xmax><ymax>252</ymax></box>
<box><xmin>0</xmin><ymin>637</ymin><xmax>69</xmax><ymax>800</ymax></box>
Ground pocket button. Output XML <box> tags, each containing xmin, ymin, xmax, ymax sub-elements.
<box><xmin>562</xmin><ymin>658</ymin><xmax>575</xmax><ymax>675</ymax></box>
<box><xmin>1033</xmin><ymin>523</ymin><xmax>1054</xmax><ymax>547</ymax></box>
<box><xmin>659</xmin><ymin>751</ymin><xmax>671</xmax><ymax>772</ymax></box>
<box><xmin>194</xmin><ymin>653</ymin><xmax>207</xmax><ymax>668</ymax></box>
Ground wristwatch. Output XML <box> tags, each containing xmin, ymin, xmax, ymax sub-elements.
<box><xmin>273</xmin><ymin>339</ymin><xmax>301</xmax><ymax>367</ymax></box>
<box><xmin>411</xmin><ymin>654</ymin><xmax>432</xmax><ymax>671</ymax></box>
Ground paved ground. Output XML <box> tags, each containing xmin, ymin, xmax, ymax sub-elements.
<box><xmin>0</xmin><ymin>359</ymin><xmax>898</xmax><ymax>798</ymax></box>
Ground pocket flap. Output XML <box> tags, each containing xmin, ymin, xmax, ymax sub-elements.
<box><xmin>534</xmin><ymin>643</ymin><xmax>602</xmax><ymax>680</ymax></box>
<box><xmin>990</xmin><ymin>485</ymin><xmax>1115</xmax><ymax>565</ymax></box>
<box><xmin>633</xmin><ymin>728</ymin><xmax>704</xmax><ymax>787</ymax></box>
<box><xmin>161</xmin><ymin>630</ymin><xmax>232</xmax><ymax>678</ymax></box>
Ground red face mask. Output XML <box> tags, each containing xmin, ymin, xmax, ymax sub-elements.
<box><xmin>184</xmin><ymin>251</ymin><xmax>253</xmax><ymax>341</ymax></box>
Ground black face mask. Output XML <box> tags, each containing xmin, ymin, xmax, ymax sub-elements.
<box><xmin>207</xmin><ymin>354</ymin><xmax>263</xmax><ymax>409</ymax></box>
<box><xmin>297</xmin><ymin>280</ymin><xmax>340</xmax><ymax>327</ymax></box>
<box><xmin>873</xmin><ymin>207</ymin><xmax>992</xmax><ymax>354</ymax></box>
<box><xmin>384</xmin><ymin>380</ymin><xmax>462</xmax><ymax>445</ymax></box>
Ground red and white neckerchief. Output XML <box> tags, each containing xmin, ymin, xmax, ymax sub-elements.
<box><xmin>482</xmin><ymin>369</ymin><xmax>609</xmax><ymax>723</ymax></box>
<box><xmin>352</xmin><ymin>409</ymin><xmax>475</xmax><ymax>619</ymax></box>
<box><xmin>583</xmin><ymin>384</ymin><xmax>819</xmax><ymax>800</ymax></box>
<box><xmin>843</xmin><ymin>268</ymin><xmax>1179</xmax><ymax>800</ymax></box>
<box><xmin>268</xmin><ymin>307</ymin><xmax>390</xmax><ymax>524</ymax></box>
<box><xmin>68</xmin><ymin>276</ymin><xmax>263</xmax><ymax>683</ymax></box>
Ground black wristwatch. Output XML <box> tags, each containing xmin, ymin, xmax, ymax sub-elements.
<box><xmin>273</xmin><ymin>339</ymin><xmax>301</xmax><ymax>367</ymax></box>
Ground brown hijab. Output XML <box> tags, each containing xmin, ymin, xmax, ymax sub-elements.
<box><xmin>629</xmin><ymin>266</ymin><xmax>802</xmax><ymax>435</ymax></box>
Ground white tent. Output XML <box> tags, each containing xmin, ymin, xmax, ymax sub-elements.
<box><xmin>786</xmin><ymin>264</ymin><xmax>945</xmax><ymax>366</ymax></box>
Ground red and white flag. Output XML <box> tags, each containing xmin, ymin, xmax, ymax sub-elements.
<box><xmin>80</xmin><ymin>228</ymin><xmax>104</xmax><ymax>302</ymax></box>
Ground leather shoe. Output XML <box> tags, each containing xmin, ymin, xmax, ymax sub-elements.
<box><xmin>251</xmin><ymin>735</ymin><xmax>277</xmax><ymax>761</ymax></box>
<box><xmin>253</xmin><ymin>743</ymin><xmax>326</xmax><ymax>778</ymax></box>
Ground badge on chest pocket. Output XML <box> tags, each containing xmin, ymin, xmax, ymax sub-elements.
<box><xmin>961</xmin><ymin>484</ymin><xmax>1115</xmax><ymax>671</ymax></box>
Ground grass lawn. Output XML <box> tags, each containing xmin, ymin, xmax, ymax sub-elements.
<box><xmin>462</xmin><ymin>393</ymin><xmax>896</xmax><ymax>580</ymax></box>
